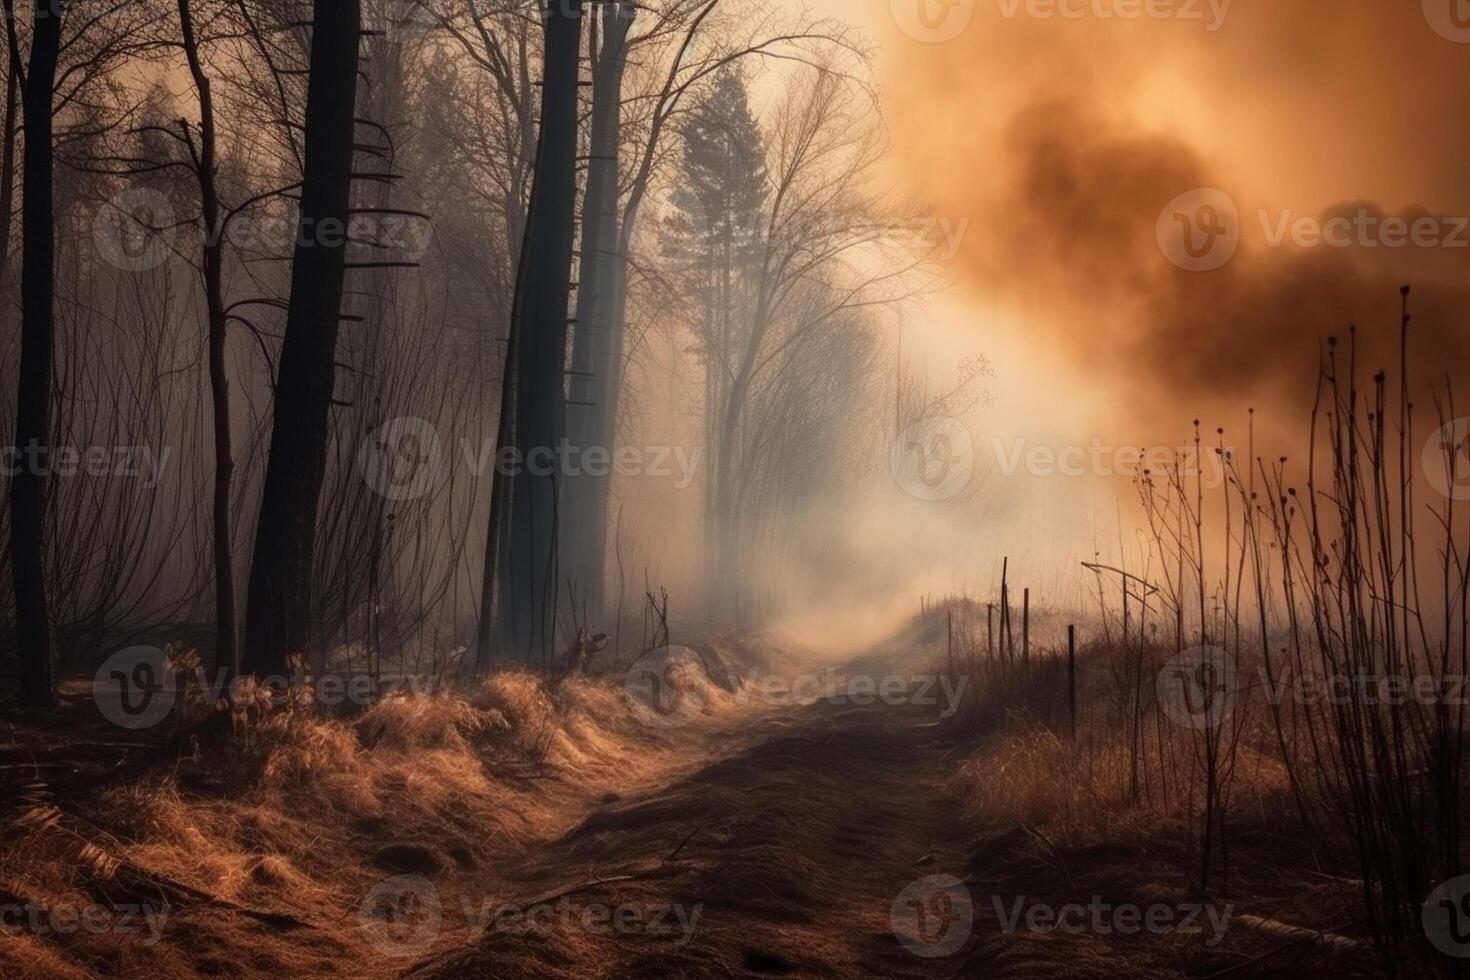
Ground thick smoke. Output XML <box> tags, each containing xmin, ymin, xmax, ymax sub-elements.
<box><xmin>886</xmin><ymin>0</ymin><xmax>1470</xmax><ymax>434</ymax></box>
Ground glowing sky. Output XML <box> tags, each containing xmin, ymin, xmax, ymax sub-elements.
<box><xmin>797</xmin><ymin>0</ymin><xmax>1470</xmax><ymax>590</ymax></box>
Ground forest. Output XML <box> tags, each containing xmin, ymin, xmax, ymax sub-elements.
<box><xmin>3</xmin><ymin>1</ymin><xmax>1470</xmax><ymax>978</ymax></box>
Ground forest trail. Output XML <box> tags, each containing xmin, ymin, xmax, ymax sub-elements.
<box><xmin>409</xmin><ymin>638</ymin><xmax>976</xmax><ymax>979</ymax></box>
<box><xmin>1</xmin><ymin>628</ymin><xmax>1369</xmax><ymax>979</ymax></box>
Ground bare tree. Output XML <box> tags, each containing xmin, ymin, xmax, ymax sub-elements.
<box><xmin>560</xmin><ymin>0</ymin><xmax>859</xmax><ymax>627</ymax></box>
<box><xmin>7</xmin><ymin>0</ymin><xmax>65</xmax><ymax>705</ymax></box>
<box><xmin>663</xmin><ymin>61</ymin><xmax>920</xmax><ymax>624</ymax></box>
<box><xmin>174</xmin><ymin>0</ymin><xmax>239</xmax><ymax>681</ymax></box>
<box><xmin>491</xmin><ymin>0</ymin><xmax>584</xmax><ymax>664</ymax></box>
<box><xmin>0</xmin><ymin>25</ymin><xmax>18</xmax><ymax>282</ymax></box>
<box><xmin>562</xmin><ymin>0</ymin><xmax>635</xmax><ymax>620</ymax></box>
<box><xmin>241</xmin><ymin>0</ymin><xmax>363</xmax><ymax>676</ymax></box>
<box><xmin>423</xmin><ymin>0</ymin><xmax>540</xmax><ymax>670</ymax></box>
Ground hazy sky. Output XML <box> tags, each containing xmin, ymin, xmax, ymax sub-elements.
<box><xmin>791</xmin><ymin>0</ymin><xmax>1470</xmax><ymax>592</ymax></box>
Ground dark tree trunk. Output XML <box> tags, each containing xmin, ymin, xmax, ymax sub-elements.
<box><xmin>179</xmin><ymin>0</ymin><xmax>238</xmax><ymax>683</ymax></box>
<box><xmin>474</xmin><ymin>31</ymin><xmax>539</xmax><ymax>672</ymax></box>
<box><xmin>476</xmin><ymin>188</ymin><xmax>533</xmax><ymax>669</ymax></box>
<box><xmin>0</xmin><ymin>47</ymin><xmax>19</xmax><ymax>281</ymax></box>
<box><xmin>242</xmin><ymin>0</ymin><xmax>361</xmax><ymax>677</ymax></box>
<box><xmin>7</xmin><ymin>0</ymin><xmax>62</xmax><ymax>706</ymax></box>
<box><xmin>711</xmin><ymin>369</ymin><xmax>749</xmax><ymax>625</ymax></box>
<box><xmin>563</xmin><ymin>2</ymin><xmax>633</xmax><ymax>622</ymax></box>
<box><xmin>495</xmin><ymin>0</ymin><xmax>584</xmax><ymax>664</ymax></box>
<box><xmin>475</xmin><ymin>290</ymin><xmax>518</xmax><ymax>670</ymax></box>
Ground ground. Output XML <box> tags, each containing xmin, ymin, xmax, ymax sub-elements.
<box><xmin>413</xmin><ymin>693</ymin><xmax>973</xmax><ymax>978</ymax></box>
<box><xmin>0</xmin><ymin>626</ymin><xmax>1387</xmax><ymax>979</ymax></box>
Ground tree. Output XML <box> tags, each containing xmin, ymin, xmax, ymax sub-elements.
<box><xmin>241</xmin><ymin>0</ymin><xmax>362</xmax><ymax>676</ymax></box>
<box><xmin>0</xmin><ymin>24</ymin><xmax>18</xmax><ymax>283</ymax></box>
<box><xmin>435</xmin><ymin>0</ymin><xmax>544</xmax><ymax>671</ymax></box>
<box><xmin>1</xmin><ymin>1</ymin><xmax>197</xmax><ymax>680</ymax></box>
<box><xmin>490</xmin><ymin>0</ymin><xmax>584</xmax><ymax>664</ymax></box>
<box><xmin>562</xmin><ymin>0</ymin><xmax>636</xmax><ymax>621</ymax></box>
<box><xmin>665</xmin><ymin>67</ymin><xmax>766</xmax><ymax>611</ymax></box>
<box><xmin>552</xmin><ymin>0</ymin><xmax>852</xmax><ymax>629</ymax></box>
<box><xmin>7</xmin><ymin>0</ymin><xmax>64</xmax><ymax>706</ymax></box>
<box><xmin>664</xmin><ymin>64</ymin><xmax>912</xmax><ymax>625</ymax></box>
<box><xmin>176</xmin><ymin>0</ymin><xmax>238</xmax><ymax>682</ymax></box>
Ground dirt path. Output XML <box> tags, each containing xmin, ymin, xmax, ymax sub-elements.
<box><xmin>3</xmin><ymin>635</ymin><xmax>1380</xmax><ymax>979</ymax></box>
<box><xmin>3</xmin><ymin>625</ymin><xmax>1388</xmax><ymax>979</ymax></box>
<box><xmin>409</xmin><ymin>650</ymin><xmax>975</xmax><ymax>979</ymax></box>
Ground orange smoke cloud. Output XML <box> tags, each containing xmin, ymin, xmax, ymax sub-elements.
<box><xmin>884</xmin><ymin>0</ymin><xmax>1470</xmax><ymax>437</ymax></box>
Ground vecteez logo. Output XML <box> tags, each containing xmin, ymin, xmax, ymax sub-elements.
<box><xmin>1424</xmin><ymin>0</ymin><xmax>1470</xmax><ymax>43</ymax></box>
<box><xmin>988</xmin><ymin>436</ymin><xmax>1232</xmax><ymax>487</ymax></box>
<box><xmin>1423</xmin><ymin>418</ymin><xmax>1470</xmax><ymax>501</ymax></box>
<box><xmin>1156</xmin><ymin>645</ymin><xmax>1237</xmax><ymax>731</ymax></box>
<box><xmin>623</xmin><ymin>646</ymin><xmax>722</xmax><ymax>728</ymax></box>
<box><xmin>0</xmin><ymin>441</ymin><xmax>172</xmax><ymax>487</ymax></box>
<box><xmin>892</xmin><ymin>416</ymin><xmax>975</xmax><ymax>502</ymax></box>
<box><xmin>358</xmin><ymin>417</ymin><xmax>706</xmax><ymax>502</ymax></box>
<box><xmin>1257</xmin><ymin>208</ymin><xmax>1470</xmax><ymax>251</ymax></box>
<box><xmin>94</xmin><ymin>184</ymin><xmax>434</xmax><ymax>276</ymax></box>
<box><xmin>359</xmin><ymin>875</ymin><xmax>442</xmax><ymax>958</ymax></box>
<box><xmin>92</xmin><ymin>646</ymin><xmax>449</xmax><ymax>730</ymax></box>
<box><xmin>1425</xmin><ymin>874</ymin><xmax>1470</xmax><ymax>957</ymax></box>
<box><xmin>892</xmin><ymin>0</ymin><xmax>976</xmax><ymax>43</ymax></box>
<box><xmin>992</xmin><ymin>895</ymin><xmax>1232</xmax><ymax>944</ymax></box>
<box><xmin>994</xmin><ymin>0</ymin><xmax>1232</xmax><ymax>30</ymax></box>
<box><xmin>891</xmin><ymin>874</ymin><xmax>973</xmax><ymax>957</ymax></box>
<box><xmin>0</xmin><ymin>900</ymin><xmax>169</xmax><ymax>943</ymax></box>
<box><xmin>94</xmin><ymin>187</ymin><xmax>177</xmax><ymax>273</ymax></box>
<box><xmin>93</xmin><ymin>646</ymin><xmax>177</xmax><ymax>731</ymax></box>
<box><xmin>359</xmin><ymin>417</ymin><xmax>446</xmax><ymax>502</ymax></box>
<box><xmin>1157</xmin><ymin>188</ymin><xmax>1240</xmax><ymax>272</ymax></box>
<box><xmin>1157</xmin><ymin>190</ymin><xmax>1470</xmax><ymax>273</ymax></box>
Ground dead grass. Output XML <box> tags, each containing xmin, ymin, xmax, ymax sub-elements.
<box><xmin>931</xmin><ymin>616</ymin><xmax>1392</xmax><ymax>978</ymax></box>
<box><xmin>0</xmin><ymin>638</ymin><xmax>766</xmax><ymax>979</ymax></box>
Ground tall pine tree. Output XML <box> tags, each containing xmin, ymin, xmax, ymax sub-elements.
<box><xmin>664</xmin><ymin>70</ymin><xmax>767</xmax><ymax>615</ymax></box>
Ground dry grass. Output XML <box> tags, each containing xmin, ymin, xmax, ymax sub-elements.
<box><xmin>0</xmin><ymin>638</ymin><xmax>767</xmax><ymax>979</ymax></box>
<box><xmin>926</xmin><ymin>613</ymin><xmax>1387</xmax><ymax>977</ymax></box>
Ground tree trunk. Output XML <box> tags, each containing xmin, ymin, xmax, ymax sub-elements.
<box><xmin>475</xmin><ymin>221</ymin><xmax>524</xmax><ymax>669</ymax></box>
<box><xmin>701</xmin><ymin>270</ymin><xmax>718</xmax><ymax>612</ymax></box>
<box><xmin>708</xmin><ymin>252</ymin><xmax>779</xmax><ymax>626</ymax></box>
<box><xmin>0</xmin><ymin>48</ymin><xmax>19</xmax><ymax>282</ymax></box>
<box><xmin>8</xmin><ymin>0</ymin><xmax>62</xmax><ymax>706</ymax></box>
<box><xmin>563</xmin><ymin>2</ymin><xmax>632</xmax><ymax>622</ymax></box>
<box><xmin>711</xmin><ymin>368</ymin><xmax>749</xmax><ymax>625</ymax></box>
<box><xmin>242</xmin><ymin>0</ymin><xmax>361</xmax><ymax>677</ymax></box>
<box><xmin>179</xmin><ymin>0</ymin><xmax>238</xmax><ymax>683</ymax></box>
<box><xmin>496</xmin><ymin>0</ymin><xmax>584</xmax><ymax>664</ymax></box>
<box><xmin>474</xmin><ymin>28</ymin><xmax>539</xmax><ymax>671</ymax></box>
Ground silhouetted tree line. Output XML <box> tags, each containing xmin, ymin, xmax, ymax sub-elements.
<box><xmin>0</xmin><ymin>0</ymin><xmax>911</xmax><ymax>705</ymax></box>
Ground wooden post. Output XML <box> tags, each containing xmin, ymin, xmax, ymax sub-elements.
<box><xmin>1001</xmin><ymin>557</ymin><xmax>1011</xmax><ymax>663</ymax></box>
<box><xmin>946</xmin><ymin>609</ymin><xmax>954</xmax><ymax>674</ymax></box>
<box><xmin>1068</xmin><ymin>624</ymin><xmax>1077</xmax><ymax>741</ymax></box>
<box><xmin>1121</xmin><ymin>575</ymin><xmax>1129</xmax><ymax>647</ymax></box>
<box><xmin>986</xmin><ymin>603</ymin><xmax>994</xmax><ymax>660</ymax></box>
<box><xmin>1022</xmin><ymin>587</ymin><xmax>1030</xmax><ymax>664</ymax></box>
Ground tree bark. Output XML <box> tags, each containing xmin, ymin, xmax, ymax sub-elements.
<box><xmin>475</xmin><ymin>305</ymin><xmax>516</xmax><ymax>670</ymax></box>
<box><xmin>178</xmin><ymin>0</ymin><xmax>238</xmax><ymax>683</ymax></box>
<box><xmin>475</xmin><ymin>199</ymin><xmax>528</xmax><ymax>669</ymax></box>
<box><xmin>563</xmin><ymin>2</ymin><xmax>633</xmax><ymax>622</ymax></box>
<box><xmin>495</xmin><ymin>0</ymin><xmax>584</xmax><ymax>664</ymax></box>
<box><xmin>242</xmin><ymin>0</ymin><xmax>361</xmax><ymax>676</ymax></box>
<box><xmin>7</xmin><ymin>0</ymin><xmax>62</xmax><ymax>706</ymax></box>
<box><xmin>0</xmin><ymin>46</ymin><xmax>19</xmax><ymax>282</ymax></box>
<box><xmin>472</xmin><ymin>16</ymin><xmax>538</xmax><ymax>672</ymax></box>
